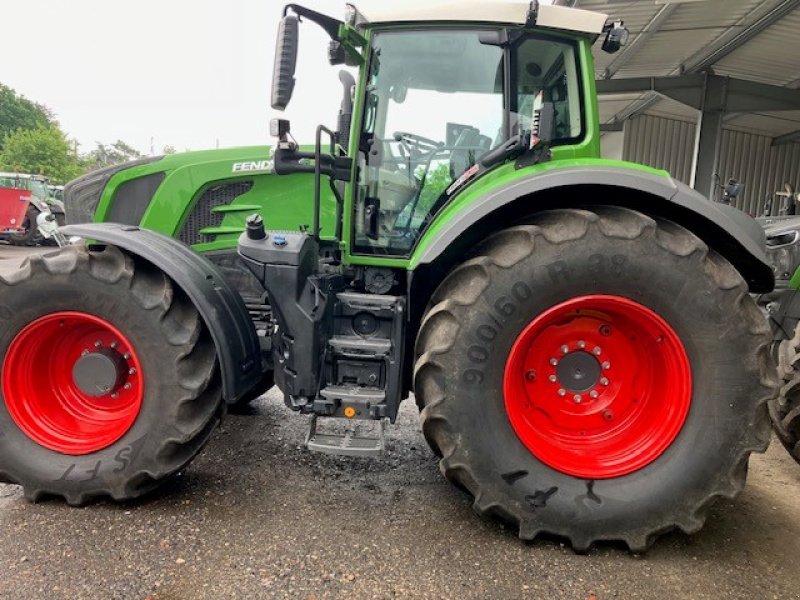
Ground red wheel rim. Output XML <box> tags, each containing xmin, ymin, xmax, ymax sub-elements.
<box><xmin>503</xmin><ymin>295</ymin><xmax>691</xmax><ymax>479</ymax></box>
<box><xmin>2</xmin><ymin>312</ymin><xmax>144</xmax><ymax>455</ymax></box>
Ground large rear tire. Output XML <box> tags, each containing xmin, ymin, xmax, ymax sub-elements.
<box><xmin>771</xmin><ymin>324</ymin><xmax>800</xmax><ymax>463</ymax></box>
<box><xmin>0</xmin><ymin>245</ymin><xmax>223</xmax><ymax>504</ymax></box>
<box><xmin>414</xmin><ymin>207</ymin><xmax>774</xmax><ymax>552</ymax></box>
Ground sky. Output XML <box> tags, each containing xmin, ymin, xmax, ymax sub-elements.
<box><xmin>1</xmin><ymin>1</ymin><xmax>560</xmax><ymax>156</ymax></box>
<box><xmin>0</xmin><ymin>0</ymin><xmax>358</xmax><ymax>155</ymax></box>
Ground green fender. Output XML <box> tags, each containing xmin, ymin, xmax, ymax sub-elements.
<box><xmin>410</xmin><ymin>162</ymin><xmax>773</xmax><ymax>294</ymax></box>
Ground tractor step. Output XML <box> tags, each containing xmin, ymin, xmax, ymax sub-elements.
<box><xmin>329</xmin><ymin>335</ymin><xmax>391</xmax><ymax>358</ymax></box>
<box><xmin>304</xmin><ymin>415</ymin><xmax>386</xmax><ymax>458</ymax></box>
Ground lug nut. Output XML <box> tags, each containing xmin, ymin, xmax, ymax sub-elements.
<box><xmin>129</xmin><ymin>368</ymin><xmax>136</xmax><ymax>375</ymax></box>
<box><xmin>123</xmin><ymin>383</ymin><xmax>132</xmax><ymax>390</ymax></box>
<box><xmin>558</xmin><ymin>388</ymin><xmax>566</xmax><ymax>397</ymax></box>
<box><xmin>123</xmin><ymin>352</ymin><xmax>131</xmax><ymax>360</ymax></box>
<box><xmin>590</xmin><ymin>390</ymin><xmax>599</xmax><ymax>399</ymax></box>
<box><xmin>94</xmin><ymin>340</ymin><xmax>102</xmax><ymax>348</ymax></box>
<box><xmin>602</xmin><ymin>361</ymin><xmax>611</xmax><ymax>370</ymax></box>
<box><xmin>593</xmin><ymin>347</ymin><xmax>602</xmax><ymax>356</ymax></box>
<box><xmin>600</xmin><ymin>377</ymin><xmax>610</xmax><ymax>386</ymax></box>
<box><xmin>578</xmin><ymin>340</ymin><xmax>586</xmax><ymax>349</ymax></box>
<box><xmin>549</xmin><ymin>375</ymin><xmax>557</xmax><ymax>383</ymax></box>
<box><xmin>549</xmin><ymin>358</ymin><xmax>558</xmax><ymax>366</ymax></box>
<box><xmin>561</xmin><ymin>345</ymin><xmax>569</xmax><ymax>354</ymax></box>
<box><xmin>111</xmin><ymin>392</ymin><xmax>119</xmax><ymax>399</ymax></box>
<box><xmin>525</xmin><ymin>370</ymin><xmax>536</xmax><ymax>381</ymax></box>
<box><xmin>81</xmin><ymin>349</ymin><xmax>89</xmax><ymax>356</ymax></box>
<box><xmin>573</xmin><ymin>395</ymin><xmax>582</xmax><ymax>404</ymax></box>
<box><xmin>110</xmin><ymin>341</ymin><xmax>118</xmax><ymax>349</ymax></box>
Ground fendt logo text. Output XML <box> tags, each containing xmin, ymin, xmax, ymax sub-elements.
<box><xmin>232</xmin><ymin>160</ymin><xmax>274</xmax><ymax>173</ymax></box>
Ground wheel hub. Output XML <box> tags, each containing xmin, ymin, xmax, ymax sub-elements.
<box><xmin>2</xmin><ymin>312</ymin><xmax>144</xmax><ymax>455</ymax></box>
<box><xmin>555</xmin><ymin>350</ymin><xmax>601</xmax><ymax>393</ymax></box>
<box><xmin>503</xmin><ymin>295</ymin><xmax>692</xmax><ymax>479</ymax></box>
<box><xmin>72</xmin><ymin>348</ymin><xmax>129</xmax><ymax>397</ymax></box>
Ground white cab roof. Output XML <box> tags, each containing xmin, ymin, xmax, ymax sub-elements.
<box><xmin>349</xmin><ymin>1</ymin><xmax>608</xmax><ymax>36</ymax></box>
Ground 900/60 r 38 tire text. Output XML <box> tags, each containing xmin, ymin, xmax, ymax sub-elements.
<box><xmin>414</xmin><ymin>207</ymin><xmax>775</xmax><ymax>552</ymax></box>
<box><xmin>0</xmin><ymin>245</ymin><xmax>223</xmax><ymax>504</ymax></box>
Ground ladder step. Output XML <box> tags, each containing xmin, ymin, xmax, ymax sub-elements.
<box><xmin>320</xmin><ymin>384</ymin><xmax>385</xmax><ymax>404</ymax></box>
<box><xmin>304</xmin><ymin>416</ymin><xmax>386</xmax><ymax>458</ymax></box>
<box><xmin>329</xmin><ymin>335</ymin><xmax>391</xmax><ymax>357</ymax></box>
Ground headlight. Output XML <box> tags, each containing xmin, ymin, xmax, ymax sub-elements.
<box><xmin>344</xmin><ymin>3</ymin><xmax>357</xmax><ymax>25</ymax></box>
<box><xmin>766</xmin><ymin>228</ymin><xmax>800</xmax><ymax>281</ymax></box>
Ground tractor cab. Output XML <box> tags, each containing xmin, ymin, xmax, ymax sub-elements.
<box><xmin>267</xmin><ymin>1</ymin><xmax>619</xmax><ymax>258</ymax></box>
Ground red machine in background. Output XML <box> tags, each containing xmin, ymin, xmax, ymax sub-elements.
<box><xmin>0</xmin><ymin>184</ymin><xmax>31</xmax><ymax>237</ymax></box>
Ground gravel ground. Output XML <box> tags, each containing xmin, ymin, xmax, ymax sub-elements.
<box><xmin>1</xmin><ymin>245</ymin><xmax>799</xmax><ymax>599</ymax></box>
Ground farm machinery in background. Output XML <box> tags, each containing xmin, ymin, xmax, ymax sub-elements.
<box><xmin>0</xmin><ymin>172</ymin><xmax>65</xmax><ymax>246</ymax></box>
<box><xmin>0</xmin><ymin>1</ymin><xmax>782</xmax><ymax>553</ymax></box>
<box><xmin>752</xmin><ymin>183</ymin><xmax>800</xmax><ymax>464</ymax></box>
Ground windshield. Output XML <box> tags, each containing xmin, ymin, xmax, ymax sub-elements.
<box><xmin>0</xmin><ymin>175</ymin><xmax>28</xmax><ymax>191</ymax></box>
<box><xmin>30</xmin><ymin>179</ymin><xmax>50</xmax><ymax>201</ymax></box>
<box><xmin>353</xmin><ymin>29</ymin><xmax>583</xmax><ymax>256</ymax></box>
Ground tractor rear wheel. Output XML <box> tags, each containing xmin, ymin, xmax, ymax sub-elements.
<box><xmin>0</xmin><ymin>245</ymin><xmax>223</xmax><ymax>504</ymax></box>
<box><xmin>414</xmin><ymin>207</ymin><xmax>774</xmax><ymax>552</ymax></box>
<box><xmin>771</xmin><ymin>324</ymin><xmax>800</xmax><ymax>463</ymax></box>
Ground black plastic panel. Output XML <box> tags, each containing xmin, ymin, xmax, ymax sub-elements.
<box><xmin>178</xmin><ymin>181</ymin><xmax>254</xmax><ymax>246</ymax></box>
<box><xmin>107</xmin><ymin>173</ymin><xmax>165</xmax><ymax>225</ymax></box>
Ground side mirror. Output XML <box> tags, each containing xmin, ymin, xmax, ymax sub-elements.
<box><xmin>270</xmin><ymin>118</ymin><xmax>291</xmax><ymax>141</ymax></box>
<box><xmin>271</xmin><ymin>15</ymin><xmax>299</xmax><ymax>111</ymax></box>
<box><xmin>602</xmin><ymin>20</ymin><xmax>629</xmax><ymax>54</ymax></box>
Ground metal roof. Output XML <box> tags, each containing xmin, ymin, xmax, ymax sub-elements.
<box><xmin>575</xmin><ymin>0</ymin><xmax>800</xmax><ymax>142</ymax></box>
<box><xmin>349</xmin><ymin>1</ymin><xmax>608</xmax><ymax>35</ymax></box>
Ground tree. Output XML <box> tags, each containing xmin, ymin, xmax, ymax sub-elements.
<box><xmin>81</xmin><ymin>140</ymin><xmax>143</xmax><ymax>170</ymax></box>
<box><xmin>162</xmin><ymin>145</ymin><xmax>177</xmax><ymax>155</ymax></box>
<box><xmin>0</xmin><ymin>125</ymin><xmax>82</xmax><ymax>183</ymax></box>
<box><xmin>0</xmin><ymin>84</ymin><xmax>54</xmax><ymax>150</ymax></box>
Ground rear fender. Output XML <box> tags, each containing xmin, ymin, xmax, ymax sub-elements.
<box><xmin>413</xmin><ymin>166</ymin><xmax>774</xmax><ymax>293</ymax></box>
<box><xmin>27</xmin><ymin>196</ymin><xmax>51</xmax><ymax>214</ymax></box>
<box><xmin>60</xmin><ymin>223</ymin><xmax>262</xmax><ymax>403</ymax></box>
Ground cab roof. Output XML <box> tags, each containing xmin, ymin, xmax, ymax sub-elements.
<box><xmin>0</xmin><ymin>172</ymin><xmax>47</xmax><ymax>181</ymax></box>
<box><xmin>348</xmin><ymin>1</ymin><xmax>608</xmax><ymax>36</ymax></box>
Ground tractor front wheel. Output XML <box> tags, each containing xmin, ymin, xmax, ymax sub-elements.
<box><xmin>0</xmin><ymin>245</ymin><xmax>223</xmax><ymax>504</ymax></box>
<box><xmin>414</xmin><ymin>207</ymin><xmax>774</xmax><ymax>551</ymax></box>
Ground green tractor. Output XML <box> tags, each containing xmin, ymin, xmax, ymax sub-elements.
<box><xmin>764</xmin><ymin>215</ymin><xmax>800</xmax><ymax>463</ymax></box>
<box><xmin>63</xmin><ymin>145</ymin><xmax>329</xmax><ymax>403</ymax></box>
<box><xmin>0</xmin><ymin>2</ymin><xmax>777</xmax><ymax>552</ymax></box>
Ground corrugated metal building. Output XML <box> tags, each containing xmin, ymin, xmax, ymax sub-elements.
<box><xmin>622</xmin><ymin>114</ymin><xmax>800</xmax><ymax>215</ymax></box>
<box><xmin>571</xmin><ymin>0</ymin><xmax>800</xmax><ymax>215</ymax></box>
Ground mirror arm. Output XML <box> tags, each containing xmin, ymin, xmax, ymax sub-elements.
<box><xmin>284</xmin><ymin>4</ymin><xmax>343</xmax><ymax>41</ymax></box>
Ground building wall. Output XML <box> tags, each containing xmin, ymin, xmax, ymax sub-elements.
<box><xmin>623</xmin><ymin>114</ymin><xmax>800</xmax><ymax>215</ymax></box>
<box><xmin>623</xmin><ymin>115</ymin><xmax>696</xmax><ymax>186</ymax></box>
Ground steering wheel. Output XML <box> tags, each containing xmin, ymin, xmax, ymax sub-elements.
<box><xmin>393</xmin><ymin>131</ymin><xmax>443</xmax><ymax>159</ymax></box>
